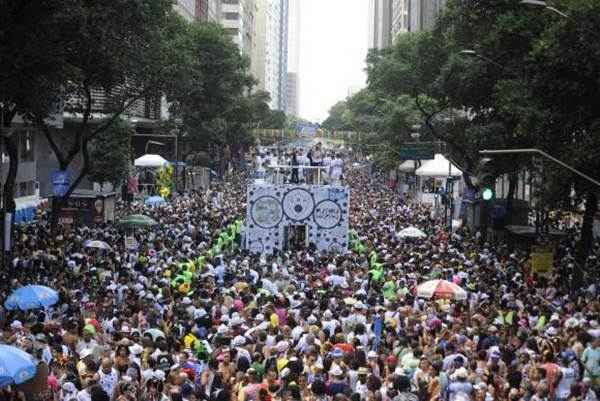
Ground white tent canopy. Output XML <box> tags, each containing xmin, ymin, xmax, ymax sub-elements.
<box><xmin>134</xmin><ymin>154</ymin><xmax>169</xmax><ymax>168</ymax></box>
<box><xmin>398</xmin><ymin>160</ymin><xmax>419</xmax><ymax>173</ymax></box>
<box><xmin>415</xmin><ymin>154</ymin><xmax>462</xmax><ymax>177</ymax></box>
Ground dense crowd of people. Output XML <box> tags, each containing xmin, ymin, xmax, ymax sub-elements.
<box><xmin>0</xmin><ymin>153</ymin><xmax>599</xmax><ymax>401</ymax></box>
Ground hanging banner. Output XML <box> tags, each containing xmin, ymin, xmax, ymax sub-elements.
<box><xmin>125</xmin><ymin>236</ymin><xmax>138</xmax><ymax>251</ymax></box>
<box><xmin>530</xmin><ymin>247</ymin><xmax>554</xmax><ymax>274</ymax></box>
<box><xmin>50</xmin><ymin>170</ymin><xmax>71</xmax><ymax>197</ymax></box>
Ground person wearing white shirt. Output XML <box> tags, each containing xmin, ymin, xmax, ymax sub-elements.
<box><xmin>329</xmin><ymin>154</ymin><xmax>344</xmax><ymax>185</ymax></box>
<box><xmin>97</xmin><ymin>358</ymin><xmax>119</xmax><ymax>399</ymax></box>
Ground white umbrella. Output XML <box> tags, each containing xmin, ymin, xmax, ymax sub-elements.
<box><xmin>416</xmin><ymin>279</ymin><xmax>467</xmax><ymax>301</ymax></box>
<box><xmin>134</xmin><ymin>154</ymin><xmax>169</xmax><ymax>168</ymax></box>
<box><xmin>83</xmin><ymin>240</ymin><xmax>112</xmax><ymax>250</ymax></box>
<box><xmin>397</xmin><ymin>226</ymin><xmax>427</xmax><ymax>239</ymax></box>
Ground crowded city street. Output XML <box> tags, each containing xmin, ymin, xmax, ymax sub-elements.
<box><xmin>0</xmin><ymin>152</ymin><xmax>598</xmax><ymax>401</ymax></box>
<box><xmin>2</xmin><ymin>1</ymin><xmax>600</xmax><ymax>400</ymax></box>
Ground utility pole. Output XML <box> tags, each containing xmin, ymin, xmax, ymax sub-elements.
<box><xmin>479</xmin><ymin>149</ymin><xmax>600</xmax><ymax>189</ymax></box>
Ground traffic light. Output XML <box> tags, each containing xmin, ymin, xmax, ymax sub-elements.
<box><xmin>477</xmin><ymin>157</ymin><xmax>496</xmax><ymax>201</ymax></box>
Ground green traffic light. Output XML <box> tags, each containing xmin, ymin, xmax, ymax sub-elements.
<box><xmin>482</xmin><ymin>188</ymin><xmax>494</xmax><ymax>201</ymax></box>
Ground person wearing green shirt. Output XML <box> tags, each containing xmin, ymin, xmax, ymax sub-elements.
<box><xmin>383</xmin><ymin>280</ymin><xmax>397</xmax><ymax>300</ymax></box>
<box><xmin>582</xmin><ymin>338</ymin><xmax>600</xmax><ymax>384</ymax></box>
<box><xmin>369</xmin><ymin>251</ymin><xmax>378</xmax><ymax>267</ymax></box>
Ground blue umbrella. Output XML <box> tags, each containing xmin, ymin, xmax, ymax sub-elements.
<box><xmin>4</xmin><ymin>285</ymin><xmax>59</xmax><ymax>311</ymax></box>
<box><xmin>144</xmin><ymin>196</ymin><xmax>166</xmax><ymax>207</ymax></box>
<box><xmin>0</xmin><ymin>345</ymin><xmax>38</xmax><ymax>387</ymax></box>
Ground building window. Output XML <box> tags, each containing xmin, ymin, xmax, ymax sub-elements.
<box><xmin>17</xmin><ymin>181</ymin><xmax>36</xmax><ymax>197</ymax></box>
<box><xmin>224</xmin><ymin>28</ymin><xmax>239</xmax><ymax>36</ymax></box>
<box><xmin>221</xmin><ymin>0</ymin><xmax>239</xmax><ymax>4</ymax></box>
<box><xmin>223</xmin><ymin>12</ymin><xmax>238</xmax><ymax>19</ymax></box>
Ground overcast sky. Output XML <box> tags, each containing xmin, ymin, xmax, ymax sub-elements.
<box><xmin>298</xmin><ymin>0</ymin><xmax>368</xmax><ymax>123</ymax></box>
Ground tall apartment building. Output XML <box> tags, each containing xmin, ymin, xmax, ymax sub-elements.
<box><xmin>196</xmin><ymin>0</ymin><xmax>220</xmax><ymax>22</ymax></box>
<box><xmin>391</xmin><ymin>0</ymin><xmax>409</xmax><ymax>38</ymax></box>
<box><xmin>286</xmin><ymin>0</ymin><xmax>300</xmax><ymax>116</ymax></box>
<box><xmin>219</xmin><ymin>0</ymin><xmax>256</xmax><ymax>59</ymax></box>
<box><xmin>253</xmin><ymin>0</ymin><xmax>288</xmax><ymax>111</ymax></box>
<box><xmin>368</xmin><ymin>0</ymin><xmax>393</xmax><ymax>49</ymax></box>
<box><xmin>391</xmin><ymin>0</ymin><xmax>446</xmax><ymax>39</ymax></box>
<box><xmin>175</xmin><ymin>0</ymin><xmax>197</xmax><ymax>21</ymax></box>
<box><xmin>277</xmin><ymin>0</ymin><xmax>289</xmax><ymax>112</ymax></box>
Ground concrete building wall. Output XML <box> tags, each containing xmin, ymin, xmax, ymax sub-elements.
<box><xmin>219</xmin><ymin>0</ymin><xmax>256</xmax><ymax>58</ymax></box>
<box><xmin>286</xmin><ymin>0</ymin><xmax>300</xmax><ymax>116</ymax></box>
<box><xmin>265</xmin><ymin>0</ymin><xmax>282</xmax><ymax>109</ymax></box>
<box><xmin>368</xmin><ymin>0</ymin><xmax>393</xmax><ymax>49</ymax></box>
<box><xmin>253</xmin><ymin>0</ymin><xmax>288</xmax><ymax>111</ymax></box>
<box><xmin>391</xmin><ymin>0</ymin><xmax>409</xmax><ymax>39</ymax></box>
<box><xmin>175</xmin><ymin>0</ymin><xmax>197</xmax><ymax>21</ymax></box>
<box><xmin>286</xmin><ymin>72</ymin><xmax>298</xmax><ymax>116</ymax></box>
<box><xmin>253</xmin><ymin>0</ymin><xmax>268</xmax><ymax>92</ymax></box>
<box><xmin>278</xmin><ymin>0</ymin><xmax>289</xmax><ymax>112</ymax></box>
<box><xmin>242</xmin><ymin>0</ymin><xmax>257</xmax><ymax>60</ymax></box>
<box><xmin>406</xmin><ymin>0</ymin><xmax>446</xmax><ymax>33</ymax></box>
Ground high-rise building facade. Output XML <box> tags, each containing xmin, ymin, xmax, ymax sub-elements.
<box><xmin>391</xmin><ymin>0</ymin><xmax>447</xmax><ymax>38</ymax></box>
<box><xmin>196</xmin><ymin>0</ymin><xmax>220</xmax><ymax>21</ymax></box>
<box><xmin>277</xmin><ymin>0</ymin><xmax>289</xmax><ymax>112</ymax></box>
<box><xmin>391</xmin><ymin>0</ymin><xmax>409</xmax><ymax>38</ymax></box>
<box><xmin>252</xmin><ymin>0</ymin><xmax>288</xmax><ymax>111</ymax></box>
<box><xmin>286</xmin><ymin>0</ymin><xmax>300</xmax><ymax>116</ymax></box>
<box><xmin>175</xmin><ymin>0</ymin><xmax>197</xmax><ymax>21</ymax></box>
<box><xmin>368</xmin><ymin>0</ymin><xmax>393</xmax><ymax>50</ymax></box>
<box><xmin>286</xmin><ymin>72</ymin><xmax>298</xmax><ymax>116</ymax></box>
<box><xmin>265</xmin><ymin>0</ymin><xmax>282</xmax><ymax>110</ymax></box>
<box><xmin>219</xmin><ymin>0</ymin><xmax>256</xmax><ymax>58</ymax></box>
<box><xmin>253</xmin><ymin>0</ymin><xmax>268</xmax><ymax>93</ymax></box>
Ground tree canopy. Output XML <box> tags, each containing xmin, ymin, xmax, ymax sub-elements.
<box><xmin>326</xmin><ymin>0</ymin><xmax>600</xmax><ymax>265</ymax></box>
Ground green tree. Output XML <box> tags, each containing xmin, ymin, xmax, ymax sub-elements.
<box><xmin>88</xmin><ymin>118</ymin><xmax>132</xmax><ymax>188</ymax></box>
<box><xmin>26</xmin><ymin>0</ymin><xmax>182</xmax><ymax>229</ymax></box>
<box><xmin>1</xmin><ymin>0</ymin><xmax>70</xmax><ymax>232</ymax></box>
<box><xmin>321</xmin><ymin>101</ymin><xmax>352</xmax><ymax>132</ymax></box>
<box><xmin>165</xmin><ymin>22</ymin><xmax>256</xmax><ymax>157</ymax></box>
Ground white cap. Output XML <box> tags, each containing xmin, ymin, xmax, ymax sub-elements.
<box><xmin>79</xmin><ymin>348</ymin><xmax>94</xmax><ymax>359</ymax></box>
<box><xmin>10</xmin><ymin>320</ymin><xmax>23</xmax><ymax>330</ymax></box>
<box><xmin>129</xmin><ymin>344</ymin><xmax>143</xmax><ymax>355</ymax></box>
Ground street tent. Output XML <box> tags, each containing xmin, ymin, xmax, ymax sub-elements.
<box><xmin>398</xmin><ymin>160</ymin><xmax>420</xmax><ymax>173</ymax></box>
<box><xmin>134</xmin><ymin>154</ymin><xmax>169</xmax><ymax>168</ymax></box>
<box><xmin>415</xmin><ymin>154</ymin><xmax>462</xmax><ymax>177</ymax></box>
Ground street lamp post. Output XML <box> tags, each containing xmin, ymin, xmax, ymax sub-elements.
<box><xmin>458</xmin><ymin>50</ymin><xmax>520</xmax><ymax>78</ymax></box>
<box><xmin>520</xmin><ymin>0</ymin><xmax>600</xmax><ymax>40</ymax></box>
<box><xmin>520</xmin><ymin>0</ymin><xmax>570</xmax><ymax>19</ymax></box>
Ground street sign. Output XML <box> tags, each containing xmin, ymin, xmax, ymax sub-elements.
<box><xmin>399</xmin><ymin>143</ymin><xmax>434</xmax><ymax>160</ymax></box>
<box><xmin>531</xmin><ymin>250</ymin><xmax>554</xmax><ymax>274</ymax></box>
<box><xmin>125</xmin><ymin>236</ymin><xmax>138</xmax><ymax>250</ymax></box>
<box><xmin>51</xmin><ymin>170</ymin><xmax>71</xmax><ymax>197</ymax></box>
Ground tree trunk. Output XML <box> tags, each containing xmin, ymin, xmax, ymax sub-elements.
<box><xmin>49</xmin><ymin>138</ymin><xmax>90</xmax><ymax>234</ymax></box>
<box><xmin>1</xmin><ymin>133</ymin><xmax>18</xmax><ymax>214</ymax></box>
<box><xmin>1</xmin><ymin>132</ymin><xmax>18</xmax><ymax>268</ymax></box>
<box><xmin>574</xmin><ymin>190</ymin><xmax>598</xmax><ymax>287</ymax></box>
